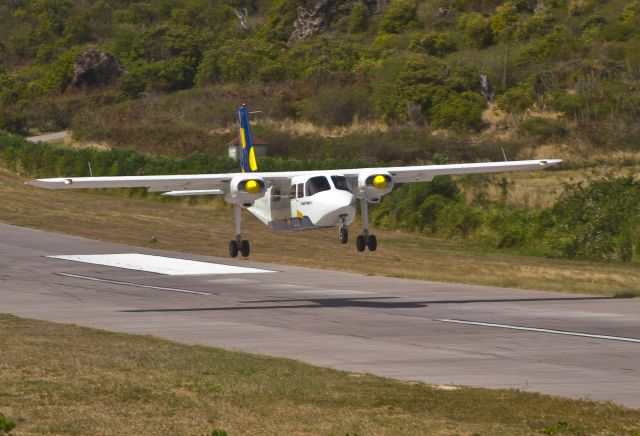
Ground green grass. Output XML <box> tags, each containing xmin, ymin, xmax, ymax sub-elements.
<box><xmin>1</xmin><ymin>167</ymin><xmax>640</xmax><ymax>296</ymax></box>
<box><xmin>1</xmin><ymin>313</ymin><xmax>640</xmax><ymax>435</ymax></box>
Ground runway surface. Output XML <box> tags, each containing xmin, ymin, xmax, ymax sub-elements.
<box><xmin>1</xmin><ymin>222</ymin><xmax>639</xmax><ymax>407</ymax></box>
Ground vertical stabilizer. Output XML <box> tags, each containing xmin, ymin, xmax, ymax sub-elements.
<box><xmin>238</xmin><ymin>104</ymin><xmax>258</xmax><ymax>173</ymax></box>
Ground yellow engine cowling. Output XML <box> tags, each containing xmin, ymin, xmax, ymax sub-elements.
<box><xmin>225</xmin><ymin>175</ymin><xmax>266</xmax><ymax>205</ymax></box>
<box><xmin>357</xmin><ymin>171</ymin><xmax>393</xmax><ymax>202</ymax></box>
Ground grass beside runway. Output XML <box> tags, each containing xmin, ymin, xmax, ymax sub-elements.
<box><xmin>1</xmin><ymin>313</ymin><xmax>639</xmax><ymax>435</ymax></box>
<box><xmin>1</xmin><ymin>167</ymin><xmax>640</xmax><ymax>296</ymax></box>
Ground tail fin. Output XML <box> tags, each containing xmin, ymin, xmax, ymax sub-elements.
<box><xmin>238</xmin><ymin>104</ymin><xmax>258</xmax><ymax>173</ymax></box>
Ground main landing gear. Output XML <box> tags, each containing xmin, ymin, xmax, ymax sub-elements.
<box><xmin>229</xmin><ymin>203</ymin><xmax>250</xmax><ymax>257</ymax></box>
<box><xmin>355</xmin><ymin>198</ymin><xmax>377</xmax><ymax>252</ymax></box>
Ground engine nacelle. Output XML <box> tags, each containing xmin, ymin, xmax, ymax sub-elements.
<box><xmin>225</xmin><ymin>175</ymin><xmax>266</xmax><ymax>205</ymax></box>
<box><xmin>357</xmin><ymin>171</ymin><xmax>394</xmax><ymax>202</ymax></box>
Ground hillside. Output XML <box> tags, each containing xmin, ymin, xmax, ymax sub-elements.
<box><xmin>1</xmin><ymin>0</ymin><xmax>639</xmax><ymax>161</ymax></box>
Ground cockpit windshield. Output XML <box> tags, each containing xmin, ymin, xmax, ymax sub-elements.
<box><xmin>331</xmin><ymin>176</ymin><xmax>351</xmax><ymax>192</ymax></box>
<box><xmin>305</xmin><ymin>176</ymin><xmax>331</xmax><ymax>196</ymax></box>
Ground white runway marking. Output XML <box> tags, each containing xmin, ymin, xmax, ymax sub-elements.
<box><xmin>48</xmin><ymin>253</ymin><xmax>275</xmax><ymax>276</ymax></box>
<box><xmin>55</xmin><ymin>273</ymin><xmax>211</xmax><ymax>295</ymax></box>
<box><xmin>438</xmin><ymin>319</ymin><xmax>640</xmax><ymax>344</ymax></box>
<box><xmin>295</xmin><ymin>289</ymin><xmax>374</xmax><ymax>296</ymax></box>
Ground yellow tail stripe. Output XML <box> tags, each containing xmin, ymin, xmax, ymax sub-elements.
<box><xmin>249</xmin><ymin>147</ymin><xmax>258</xmax><ymax>171</ymax></box>
<box><xmin>240</xmin><ymin>128</ymin><xmax>247</xmax><ymax>149</ymax></box>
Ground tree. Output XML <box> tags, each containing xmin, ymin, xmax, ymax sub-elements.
<box><xmin>431</xmin><ymin>91</ymin><xmax>485</xmax><ymax>130</ymax></box>
<box><xmin>380</xmin><ymin>0</ymin><xmax>419</xmax><ymax>34</ymax></box>
<box><xmin>491</xmin><ymin>2</ymin><xmax>519</xmax><ymax>42</ymax></box>
<box><xmin>457</xmin><ymin>12</ymin><xmax>494</xmax><ymax>48</ymax></box>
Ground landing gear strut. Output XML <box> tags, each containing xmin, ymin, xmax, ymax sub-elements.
<box><xmin>357</xmin><ymin>198</ymin><xmax>377</xmax><ymax>252</ymax></box>
<box><xmin>229</xmin><ymin>203</ymin><xmax>250</xmax><ymax>257</ymax></box>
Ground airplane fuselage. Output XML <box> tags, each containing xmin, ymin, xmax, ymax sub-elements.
<box><xmin>248</xmin><ymin>174</ymin><xmax>357</xmax><ymax>231</ymax></box>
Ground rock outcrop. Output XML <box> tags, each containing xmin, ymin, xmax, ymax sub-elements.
<box><xmin>288</xmin><ymin>0</ymin><xmax>380</xmax><ymax>46</ymax></box>
<box><xmin>70</xmin><ymin>47</ymin><xmax>125</xmax><ymax>90</ymax></box>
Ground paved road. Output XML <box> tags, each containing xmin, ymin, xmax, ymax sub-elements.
<box><xmin>1</xmin><ymin>222</ymin><xmax>639</xmax><ymax>408</ymax></box>
<box><xmin>26</xmin><ymin>131</ymin><xmax>68</xmax><ymax>144</ymax></box>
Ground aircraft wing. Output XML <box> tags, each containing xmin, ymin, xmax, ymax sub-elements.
<box><xmin>26</xmin><ymin>173</ymin><xmax>292</xmax><ymax>192</ymax></box>
<box><xmin>26</xmin><ymin>159</ymin><xmax>561</xmax><ymax>193</ymax></box>
<box><xmin>339</xmin><ymin>159</ymin><xmax>563</xmax><ymax>184</ymax></box>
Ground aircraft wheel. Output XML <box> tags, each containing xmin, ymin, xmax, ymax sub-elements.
<box><xmin>229</xmin><ymin>240</ymin><xmax>239</xmax><ymax>258</ymax></box>
<box><xmin>367</xmin><ymin>234</ymin><xmax>377</xmax><ymax>252</ymax></box>
<box><xmin>340</xmin><ymin>228</ymin><xmax>349</xmax><ymax>244</ymax></box>
<box><xmin>240</xmin><ymin>239</ymin><xmax>250</xmax><ymax>257</ymax></box>
<box><xmin>356</xmin><ymin>235</ymin><xmax>366</xmax><ymax>252</ymax></box>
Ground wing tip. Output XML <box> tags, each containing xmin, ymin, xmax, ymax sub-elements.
<box><xmin>540</xmin><ymin>159</ymin><xmax>562</xmax><ymax>167</ymax></box>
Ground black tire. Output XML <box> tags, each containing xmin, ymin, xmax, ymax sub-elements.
<box><xmin>367</xmin><ymin>234</ymin><xmax>377</xmax><ymax>251</ymax></box>
<box><xmin>229</xmin><ymin>240</ymin><xmax>239</xmax><ymax>257</ymax></box>
<box><xmin>240</xmin><ymin>239</ymin><xmax>250</xmax><ymax>257</ymax></box>
<box><xmin>340</xmin><ymin>228</ymin><xmax>349</xmax><ymax>244</ymax></box>
<box><xmin>356</xmin><ymin>235</ymin><xmax>366</xmax><ymax>252</ymax></box>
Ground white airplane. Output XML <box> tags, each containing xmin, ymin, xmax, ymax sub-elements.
<box><xmin>28</xmin><ymin>104</ymin><xmax>561</xmax><ymax>257</ymax></box>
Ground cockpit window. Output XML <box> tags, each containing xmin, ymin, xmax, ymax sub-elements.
<box><xmin>305</xmin><ymin>176</ymin><xmax>331</xmax><ymax>196</ymax></box>
<box><xmin>331</xmin><ymin>176</ymin><xmax>351</xmax><ymax>192</ymax></box>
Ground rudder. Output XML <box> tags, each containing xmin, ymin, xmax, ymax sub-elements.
<box><xmin>237</xmin><ymin>104</ymin><xmax>258</xmax><ymax>173</ymax></box>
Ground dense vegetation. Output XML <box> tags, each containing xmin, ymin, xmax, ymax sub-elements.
<box><xmin>376</xmin><ymin>172</ymin><xmax>640</xmax><ymax>262</ymax></box>
<box><xmin>1</xmin><ymin>0</ymin><xmax>639</xmax><ymax>156</ymax></box>
<box><xmin>3</xmin><ymin>132</ymin><xmax>638</xmax><ymax>262</ymax></box>
<box><xmin>1</xmin><ymin>1</ymin><xmax>639</xmax><ymax>263</ymax></box>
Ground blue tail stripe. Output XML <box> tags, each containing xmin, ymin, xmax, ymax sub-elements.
<box><xmin>238</xmin><ymin>104</ymin><xmax>256</xmax><ymax>173</ymax></box>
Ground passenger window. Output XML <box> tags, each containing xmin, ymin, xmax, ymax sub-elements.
<box><xmin>305</xmin><ymin>176</ymin><xmax>331</xmax><ymax>196</ymax></box>
<box><xmin>297</xmin><ymin>183</ymin><xmax>304</xmax><ymax>198</ymax></box>
<box><xmin>289</xmin><ymin>185</ymin><xmax>296</xmax><ymax>200</ymax></box>
<box><xmin>331</xmin><ymin>176</ymin><xmax>351</xmax><ymax>192</ymax></box>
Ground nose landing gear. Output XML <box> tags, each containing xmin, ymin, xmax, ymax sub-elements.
<box><xmin>229</xmin><ymin>203</ymin><xmax>251</xmax><ymax>257</ymax></box>
<box><xmin>338</xmin><ymin>215</ymin><xmax>349</xmax><ymax>244</ymax></box>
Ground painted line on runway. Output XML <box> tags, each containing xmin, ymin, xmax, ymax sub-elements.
<box><xmin>437</xmin><ymin>319</ymin><xmax>640</xmax><ymax>343</ymax></box>
<box><xmin>54</xmin><ymin>273</ymin><xmax>211</xmax><ymax>295</ymax></box>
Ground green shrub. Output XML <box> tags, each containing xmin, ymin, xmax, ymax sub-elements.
<box><xmin>513</xmin><ymin>31</ymin><xmax>569</xmax><ymax>66</ymax></box>
<box><xmin>259</xmin><ymin>0</ymin><xmax>298</xmax><ymax>43</ymax></box>
<box><xmin>457</xmin><ymin>12</ymin><xmax>494</xmax><ymax>48</ymax></box>
<box><xmin>303</xmin><ymin>86</ymin><xmax>372</xmax><ymax>126</ymax></box>
<box><xmin>514</xmin><ymin>12</ymin><xmax>556</xmax><ymax>40</ymax></box>
<box><xmin>490</xmin><ymin>2</ymin><xmax>519</xmax><ymax>42</ymax></box>
<box><xmin>380</xmin><ymin>0</ymin><xmax>419</xmax><ymax>34</ymax></box>
<box><xmin>542</xmin><ymin>176</ymin><xmax>640</xmax><ymax>261</ymax></box>
<box><xmin>435</xmin><ymin>202</ymin><xmax>483</xmax><ymax>238</ymax></box>
<box><xmin>519</xmin><ymin>117</ymin><xmax>567</xmax><ymax>140</ymax></box>
<box><xmin>621</xmin><ymin>1</ymin><xmax>640</xmax><ymax>24</ymax></box>
<box><xmin>119</xmin><ymin>66</ymin><xmax>147</xmax><ymax>97</ymax></box>
<box><xmin>496</xmin><ymin>82</ymin><xmax>535</xmax><ymax>114</ymax></box>
<box><xmin>409</xmin><ymin>32</ymin><xmax>457</xmax><ymax>56</ymax></box>
<box><xmin>431</xmin><ymin>91</ymin><xmax>485</xmax><ymax>130</ymax></box>
<box><xmin>348</xmin><ymin>1</ymin><xmax>370</xmax><ymax>33</ymax></box>
<box><xmin>0</xmin><ymin>412</ymin><xmax>16</xmax><ymax>434</ymax></box>
<box><xmin>374</xmin><ymin>175</ymin><xmax>459</xmax><ymax>233</ymax></box>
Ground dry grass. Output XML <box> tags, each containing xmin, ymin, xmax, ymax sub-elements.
<box><xmin>1</xmin><ymin>313</ymin><xmax>639</xmax><ymax>435</ymax></box>
<box><xmin>1</xmin><ymin>167</ymin><xmax>639</xmax><ymax>296</ymax></box>
<box><xmin>260</xmin><ymin>117</ymin><xmax>391</xmax><ymax>138</ymax></box>
<box><xmin>466</xmin><ymin>166</ymin><xmax>640</xmax><ymax>209</ymax></box>
<box><xmin>209</xmin><ymin>117</ymin><xmax>391</xmax><ymax>139</ymax></box>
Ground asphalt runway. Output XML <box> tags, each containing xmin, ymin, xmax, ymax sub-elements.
<box><xmin>1</xmin><ymin>222</ymin><xmax>639</xmax><ymax>408</ymax></box>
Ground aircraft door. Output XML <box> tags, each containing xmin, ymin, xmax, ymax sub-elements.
<box><xmin>289</xmin><ymin>183</ymin><xmax>304</xmax><ymax>218</ymax></box>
